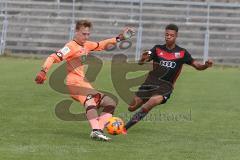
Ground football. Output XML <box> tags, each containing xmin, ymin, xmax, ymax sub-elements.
<box><xmin>105</xmin><ymin>117</ymin><xmax>125</xmax><ymax>135</ymax></box>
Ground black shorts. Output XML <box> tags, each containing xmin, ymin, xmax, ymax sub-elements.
<box><xmin>135</xmin><ymin>76</ymin><xmax>173</xmax><ymax>104</ymax></box>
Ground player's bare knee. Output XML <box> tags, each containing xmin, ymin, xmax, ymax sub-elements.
<box><xmin>129</xmin><ymin>99</ymin><xmax>138</xmax><ymax>108</ymax></box>
<box><xmin>128</xmin><ymin>104</ymin><xmax>138</xmax><ymax>112</ymax></box>
<box><xmin>128</xmin><ymin>96</ymin><xmax>144</xmax><ymax>112</ymax></box>
<box><xmin>101</xmin><ymin>96</ymin><xmax>116</xmax><ymax>114</ymax></box>
<box><xmin>101</xmin><ymin>96</ymin><xmax>116</xmax><ymax>108</ymax></box>
<box><xmin>103</xmin><ymin>105</ymin><xmax>115</xmax><ymax>114</ymax></box>
<box><xmin>84</xmin><ymin>93</ymin><xmax>102</xmax><ymax>108</ymax></box>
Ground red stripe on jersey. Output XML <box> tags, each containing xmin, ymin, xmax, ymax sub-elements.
<box><xmin>172</xmin><ymin>64</ymin><xmax>183</xmax><ymax>85</ymax></box>
<box><xmin>156</xmin><ymin>48</ymin><xmax>185</xmax><ymax>60</ymax></box>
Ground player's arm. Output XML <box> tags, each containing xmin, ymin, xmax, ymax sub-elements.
<box><xmin>35</xmin><ymin>44</ymin><xmax>74</xmax><ymax>84</ymax></box>
<box><xmin>138</xmin><ymin>45</ymin><xmax>157</xmax><ymax>65</ymax></box>
<box><xmin>86</xmin><ymin>27</ymin><xmax>135</xmax><ymax>51</ymax></box>
<box><xmin>183</xmin><ymin>49</ymin><xmax>213</xmax><ymax>70</ymax></box>
<box><xmin>138</xmin><ymin>51</ymin><xmax>152</xmax><ymax>65</ymax></box>
<box><xmin>89</xmin><ymin>38</ymin><xmax>117</xmax><ymax>51</ymax></box>
<box><xmin>191</xmin><ymin>59</ymin><xmax>213</xmax><ymax>70</ymax></box>
<box><xmin>35</xmin><ymin>53</ymin><xmax>61</xmax><ymax>84</ymax></box>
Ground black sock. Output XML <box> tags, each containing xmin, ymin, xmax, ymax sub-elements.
<box><xmin>92</xmin><ymin>129</ymin><xmax>103</xmax><ymax>133</ymax></box>
<box><xmin>125</xmin><ymin>108</ymin><xmax>149</xmax><ymax>130</ymax></box>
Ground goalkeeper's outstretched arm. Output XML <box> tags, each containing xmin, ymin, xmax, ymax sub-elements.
<box><xmin>35</xmin><ymin>54</ymin><xmax>61</xmax><ymax>84</ymax></box>
<box><xmin>86</xmin><ymin>27</ymin><xmax>135</xmax><ymax>51</ymax></box>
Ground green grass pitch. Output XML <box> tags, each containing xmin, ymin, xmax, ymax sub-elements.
<box><xmin>0</xmin><ymin>57</ymin><xmax>240</xmax><ymax>160</ymax></box>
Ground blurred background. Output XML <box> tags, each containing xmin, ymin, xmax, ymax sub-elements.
<box><xmin>1</xmin><ymin>0</ymin><xmax>240</xmax><ymax>65</ymax></box>
<box><xmin>1</xmin><ymin>1</ymin><xmax>240</xmax><ymax>160</ymax></box>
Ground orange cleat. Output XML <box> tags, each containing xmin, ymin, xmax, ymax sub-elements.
<box><xmin>121</xmin><ymin>128</ymin><xmax>127</xmax><ymax>135</ymax></box>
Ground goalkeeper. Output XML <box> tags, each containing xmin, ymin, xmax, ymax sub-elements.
<box><xmin>35</xmin><ymin>20</ymin><xmax>135</xmax><ymax>141</ymax></box>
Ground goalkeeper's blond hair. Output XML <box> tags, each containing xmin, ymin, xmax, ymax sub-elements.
<box><xmin>75</xmin><ymin>20</ymin><xmax>92</xmax><ymax>30</ymax></box>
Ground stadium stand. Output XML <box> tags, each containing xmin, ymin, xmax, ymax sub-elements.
<box><xmin>0</xmin><ymin>0</ymin><xmax>240</xmax><ymax>64</ymax></box>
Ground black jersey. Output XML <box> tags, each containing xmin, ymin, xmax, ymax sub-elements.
<box><xmin>148</xmin><ymin>44</ymin><xmax>194</xmax><ymax>84</ymax></box>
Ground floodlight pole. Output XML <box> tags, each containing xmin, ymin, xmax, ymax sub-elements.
<box><xmin>135</xmin><ymin>0</ymin><xmax>143</xmax><ymax>61</ymax></box>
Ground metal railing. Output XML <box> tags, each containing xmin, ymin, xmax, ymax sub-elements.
<box><xmin>0</xmin><ymin>0</ymin><xmax>240</xmax><ymax>65</ymax></box>
<box><xmin>0</xmin><ymin>1</ymin><xmax>8</xmax><ymax>55</ymax></box>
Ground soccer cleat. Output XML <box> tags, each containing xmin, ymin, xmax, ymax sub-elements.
<box><xmin>121</xmin><ymin>127</ymin><xmax>127</xmax><ymax>135</ymax></box>
<box><xmin>90</xmin><ymin>130</ymin><xmax>111</xmax><ymax>141</ymax></box>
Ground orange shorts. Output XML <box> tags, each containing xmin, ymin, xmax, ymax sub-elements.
<box><xmin>66</xmin><ymin>74</ymin><xmax>102</xmax><ymax>105</ymax></box>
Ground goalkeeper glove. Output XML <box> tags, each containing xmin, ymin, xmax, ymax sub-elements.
<box><xmin>35</xmin><ymin>70</ymin><xmax>47</xmax><ymax>84</ymax></box>
<box><xmin>117</xmin><ymin>27</ymin><xmax>135</xmax><ymax>41</ymax></box>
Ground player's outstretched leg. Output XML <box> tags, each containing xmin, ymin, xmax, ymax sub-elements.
<box><xmin>84</xmin><ymin>94</ymin><xmax>111</xmax><ymax>141</ymax></box>
<box><xmin>98</xmin><ymin>96</ymin><xmax>116</xmax><ymax>130</ymax></box>
<box><xmin>124</xmin><ymin>107</ymin><xmax>149</xmax><ymax>130</ymax></box>
<box><xmin>128</xmin><ymin>96</ymin><xmax>144</xmax><ymax>112</ymax></box>
<box><xmin>124</xmin><ymin>95</ymin><xmax>164</xmax><ymax>131</ymax></box>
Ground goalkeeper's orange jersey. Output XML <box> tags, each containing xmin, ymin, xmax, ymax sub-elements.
<box><xmin>41</xmin><ymin>38</ymin><xmax>117</xmax><ymax>104</ymax></box>
<box><xmin>42</xmin><ymin>38</ymin><xmax>116</xmax><ymax>77</ymax></box>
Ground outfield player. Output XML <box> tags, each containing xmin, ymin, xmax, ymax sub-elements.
<box><xmin>35</xmin><ymin>20</ymin><xmax>134</xmax><ymax>141</ymax></box>
<box><xmin>123</xmin><ymin>24</ymin><xmax>213</xmax><ymax>132</ymax></box>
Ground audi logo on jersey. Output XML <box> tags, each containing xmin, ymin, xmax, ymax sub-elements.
<box><xmin>159</xmin><ymin>60</ymin><xmax>176</xmax><ymax>68</ymax></box>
